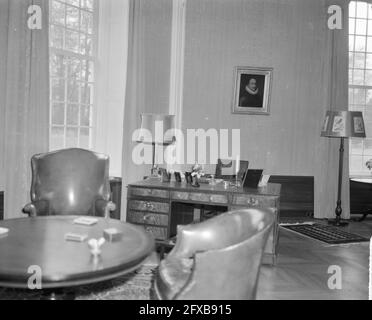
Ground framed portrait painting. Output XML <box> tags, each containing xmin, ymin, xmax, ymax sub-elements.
<box><xmin>232</xmin><ymin>66</ymin><xmax>273</xmax><ymax>115</ymax></box>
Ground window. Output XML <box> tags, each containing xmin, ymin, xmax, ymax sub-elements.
<box><xmin>349</xmin><ymin>1</ymin><xmax>372</xmax><ymax>176</ymax></box>
<box><xmin>49</xmin><ymin>0</ymin><xmax>97</xmax><ymax>150</ymax></box>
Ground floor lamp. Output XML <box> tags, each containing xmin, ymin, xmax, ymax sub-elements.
<box><xmin>136</xmin><ymin>113</ymin><xmax>175</xmax><ymax>177</ymax></box>
<box><xmin>321</xmin><ymin>111</ymin><xmax>366</xmax><ymax>226</ymax></box>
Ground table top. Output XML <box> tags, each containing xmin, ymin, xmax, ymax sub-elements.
<box><xmin>128</xmin><ymin>179</ymin><xmax>281</xmax><ymax>196</ymax></box>
<box><xmin>0</xmin><ymin>216</ymin><xmax>154</xmax><ymax>289</ymax></box>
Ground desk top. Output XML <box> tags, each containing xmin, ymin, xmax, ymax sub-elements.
<box><xmin>0</xmin><ymin>216</ymin><xmax>154</xmax><ymax>289</ymax></box>
<box><xmin>128</xmin><ymin>179</ymin><xmax>281</xmax><ymax>196</ymax></box>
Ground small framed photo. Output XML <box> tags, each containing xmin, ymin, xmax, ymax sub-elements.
<box><xmin>232</xmin><ymin>66</ymin><xmax>273</xmax><ymax>115</ymax></box>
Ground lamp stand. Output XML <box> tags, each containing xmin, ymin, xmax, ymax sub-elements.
<box><xmin>150</xmin><ymin>142</ymin><xmax>158</xmax><ymax>176</ymax></box>
<box><xmin>328</xmin><ymin>137</ymin><xmax>348</xmax><ymax>227</ymax></box>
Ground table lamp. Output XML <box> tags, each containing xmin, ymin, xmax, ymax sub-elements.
<box><xmin>321</xmin><ymin>110</ymin><xmax>366</xmax><ymax>226</ymax></box>
<box><xmin>136</xmin><ymin>113</ymin><xmax>175</xmax><ymax>176</ymax></box>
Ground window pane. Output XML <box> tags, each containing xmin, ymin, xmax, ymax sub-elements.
<box><xmin>354</xmin><ymin>52</ymin><xmax>365</xmax><ymax>68</ymax></box>
<box><xmin>79</xmin><ymin>127</ymin><xmax>90</xmax><ymax>149</ymax></box>
<box><xmin>368</xmin><ymin>20</ymin><xmax>372</xmax><ymax>35</ymax></box>
<box><xmin>350</xmin><ymin>154</ymin><xmax>364</xmax><ymax>173</ymax></box>
<box><xmin>51</xmin><ymin>103</ymin><xmax>65</xmax><ymax>125</ymax></box>
<box><xmin>355</xmin><ymin>35</ymin><xmax>366</xmax><ymax>51</ymax></box>
<box><xmin>81</xmin><ymin>0</ymin><xmax>94</xmax><ymax>11</ymax></box>
<box><xmin>50</xmin><ymin>54</ymin><xmax>66</xmax><ymax>78</ymax></box>
<box><xmin>350</xmin><ymin>18</ymin><xmax>355</xmax><ymax>34</ymax></box>
<box><xmin>356</xmin><ymin>19</ymin><xmax>367</xmax><ymax>35</ymax></box>
<box><xmin>86</xmin><ymin>35</ymin><xmax>93</xmax><ymax>56</ymax></box>
<box><xmin>350</xmin><ymin>139</ymin><xmax>363</xmax><ymax>155</ymax></box>
<box><xmin>51</xmin><ymin>0</ymin><xmax>65</xmax><ymax>25</ymax></box>
<box><xmin>350</xmin><ymin>1</ymin><xmax>356</xmax><ymax>18</ymax></box>
<box><xmin>366</xmin><ymin>89</ymin><xmax>372</xmax><ymax>105</ymax></box>
<box><xmin>66</xmin><ymin>5</ymin><xmax>80</xmax><ymax>30</ymax></box>
<box><xmin>50</xmin><ymin>25</ymin><xmax>64</xmax><ymax>49</ymax></box>
<box><xmin>79</xmin><ymin>33</ymin><xmax>86</xmax><ymax>55</ymax></box>
<box><xmin>357</xmin><ymin>2</ymin><xmax>368</xmax><ymax>19</ymax></box>
<box><xmin>67</xmin><ymin>80</ymin><xmax>79</xmax><ymax>102</ymax></box>
<box><xmin>66</xmin><ymin>127</ymin><xmax>78</xmax><ymax>147</ymax></box>
<box><xmin>349</xmin><ymin>52</ymin><xmax>354</xmax><ymax>68</ymax></box>
<box><xmin>81</xmin><ymin>60</ymin><xmax>94</xmax><ymax>82</ymax></box>
<box><xmin>354</xmin><ymin>88</ymin><xmax>366</xmax><ymax>104</ymax></box>
<box><xmin>80</xmin><ymin>105</ymin><xmax>91</xmax><ymax>126</ymax></box>
<box><xmin>349</xmin><ymin>35</ymin><xmax>355</xmax><ymax>51</ymax></box>
<box><xmin>365</xmin><ymin>69</ymin><xmax>372</xmax><ymax>85</ymax></box>
<box><xmin>367</xmin><ymin>37</ymin><xmax>372</xmax><ymax>52</ymax></box>
<box><xmin>80</xmin><ymin>83</ymin><xmax>93</xmax><ymax>104</ymax></box>
<box><xmin>51</xmin><ymin>78</ymin><xmax>65</xmax><ymax>101</ymax></box>
<box><xmin>66</xmin><ymin>104</ymin><xmax>79</xmax><ymax>125</ymax></box>
<box><xmin>51</xmin><ymin>126</ymin><xmax>64</xmax><ymax>150</ymax></box>
<box><xmin>65</xmin><ymin>30</ymin><xmax>79</xmax><ymax>52</ymax></box>
<box><xmin>81</xmin><ymin>11</ymin><xmax>93</xmax><ymax>34</ymax></box>
<box><xmin>67</xmin><ymin>57</ymin><xmax>81</xmax><ymax>80</ymax></box>
<box><xmin>353</xmin><ymin>69</ymin><xmax>364</xmax><ymax>85</ymax></box>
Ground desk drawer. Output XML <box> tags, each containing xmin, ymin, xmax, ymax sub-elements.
<box><xmin>129</xmin><ymin>187</ymin><xmax>169</xmax><ymax>199</ymax></box>
<box><xmin>232</xmin><ymin>195</ymin><xmax>277</xmax><ymax>207</ymax></box>
<box><xmin>171</xmin><ymin>191</ymin><xmax>228</xmax><ymax>204</ymax></box>
<box><xmin>128</xmin><ymin>200</ymin><xmax>169</xmax><ymax>213</ymax></box>
<box><xmin>127</xmin><ymin>210</ymin><xmax>168</xmax><ymax>226</ymax></box>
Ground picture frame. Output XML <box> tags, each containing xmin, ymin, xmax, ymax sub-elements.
<box><xmin>232</xmin><ymin>66</ymin><xmax>273</xmax><ymax>115</ymax></box>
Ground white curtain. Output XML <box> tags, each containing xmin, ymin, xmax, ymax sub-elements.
<box><xmin>0</xmin><ymin>0</ymin><xmax>49</xmax><ymax>219</ymax></box>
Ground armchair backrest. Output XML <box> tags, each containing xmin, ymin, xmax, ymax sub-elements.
<box><xmin>169</xmin><ymin>208</ymin><xmax>273</xmax><ymax>260</ymax></box>
<box><xmin>156</xmin><ymin>208</ymin><xmax>274</xmax><ymax>300</ymax></box>
<box><xmin>29</xmin><ymin>148</ymin><xmax>111</xmax><ymax>216</ymax></box>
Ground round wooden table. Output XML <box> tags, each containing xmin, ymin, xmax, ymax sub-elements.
<box><xmin>0</xmin><ymin>216</ymin><xmax>154</xmax><ymax>293</ymax></box>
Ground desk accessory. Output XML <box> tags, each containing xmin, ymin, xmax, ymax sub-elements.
<box><xmin>103</xmin><ymin>228</ymin><xmax>123</xmax><ymax>242</ymax></box>
<box><xmin>174</xmin><ymin>172</ymin><xmax>182</xmax><ymax>182</ymax></box>
<box><xmin>88</xmin><ymin>238</ymin><xmax>105</xmax><ymax>256</ymax></box>
<box><xmin>185</xmin><ymin>172</ymin><xmax>192</xmax><ymax>184</ymax></box>
<box><xmin>243</xmin><ymin>169</ymin><xmax>263</xmax><ymax>188</ymax></box>
<box><xmin>73</xmin><ymin>217</ymin><xmax>98</xmax><ymax>226</ymax></box>
<box><xmin>64</xmin><ymin>233</ymin><xmax>88</xmax><ymax>242</ymax></box>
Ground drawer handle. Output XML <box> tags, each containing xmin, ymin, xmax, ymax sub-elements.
<box><xmin>145</xmin><ymin>202</ymin><xmax>155</xmax><ymax>210</ymax></box>
<box><xmin>143</xmin><ymin>214</ymin><xmax>154</xmax><ymax>223</ymax></box>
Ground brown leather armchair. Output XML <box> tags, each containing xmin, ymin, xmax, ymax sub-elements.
<box><xmin>154</xmin><ymin>208</ymin><xmax>274</xmax><ymax>300</ymax></box>
<box><xmin>23</xmin><ymin>148</ymin><xmax>116</xmax><ymax>218</ymax></box>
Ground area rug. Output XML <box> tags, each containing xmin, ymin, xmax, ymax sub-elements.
<box><xmin>0</xmin><ymin>264</ymin><xmax>157</xmax><ymax>300</ymax></box>
<box><xmin>280</xmin><ymin>222</ymin><xmax>370</xmax><ymax>245</ymax></box>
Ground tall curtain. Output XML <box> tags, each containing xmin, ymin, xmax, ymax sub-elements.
<box><xmin>120</xmin><ymin>0</ymin><xmax>173</xmax><ymax>220</ymax></box>
<box><xmin>0</xmin><ymin>0</ymin><xmax>49</xmax><ymax>219</ymax></box>
<box><xmin>316</xmin><ymin>0</ymin><xmax>350</xmax><ymax>219</ymax></box>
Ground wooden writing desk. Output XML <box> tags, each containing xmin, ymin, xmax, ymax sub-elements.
<box><xmin>126</xmin><ymin>179</ymin><xmax>281</xmax><ymax>264</ymax></box>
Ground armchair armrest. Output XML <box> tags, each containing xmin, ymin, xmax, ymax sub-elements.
<box><xmin>95</xmin><ymin>199</ymin><xmax>116</xmax><ymax>218</ymax></box>
<box><xmin>22</xmin><ymin>200</ymin><xmax>49</xmax><ymax>217</ymax></box>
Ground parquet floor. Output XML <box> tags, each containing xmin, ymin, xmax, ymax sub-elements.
<box><xmin>257</xmin><ymin>218</ymin><xmax>372</xmax><ymax>300</ymax></box>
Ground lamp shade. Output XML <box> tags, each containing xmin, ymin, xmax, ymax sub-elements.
<box><xmin>136</xmin><ymin>113</ymin><xmax>175</xmax><ymax>144</ymax></box>
<box><xmin>321</xmin><ymin>111</ymin><xmax>366</xmax><ymax>138</ymax></box>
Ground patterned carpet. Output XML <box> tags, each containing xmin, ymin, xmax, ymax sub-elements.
<box><xmin>0</xmin><ymin>264</ymin><xmax>157</xmax><ymax>300</ymax></box>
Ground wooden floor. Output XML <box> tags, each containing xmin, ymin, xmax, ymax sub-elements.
<box><xmin>257</xmin><ymin>218</ymin><xmax>372</xmax><ymax>300</ymax></box>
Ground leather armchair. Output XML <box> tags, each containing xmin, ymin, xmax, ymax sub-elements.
<box><xmin>23</xmin><ymin>148</ymin><xmax>116</xmax><ymax>218</ymax></box>
<box><xmin>154</xmin><ymin>208</ymin><xmax>274</xmax><ymax>300</ymax></box>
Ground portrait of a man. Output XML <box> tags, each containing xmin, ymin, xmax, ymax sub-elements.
<box><xmin>238</xmin><ymin>75</ymin><xmax>265</xmax><ymax>108</ymax></box>
<box><xmin>232</xmin><ymin>67</ymin><xmax>273</xmax><ymax>115</ymax></box>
